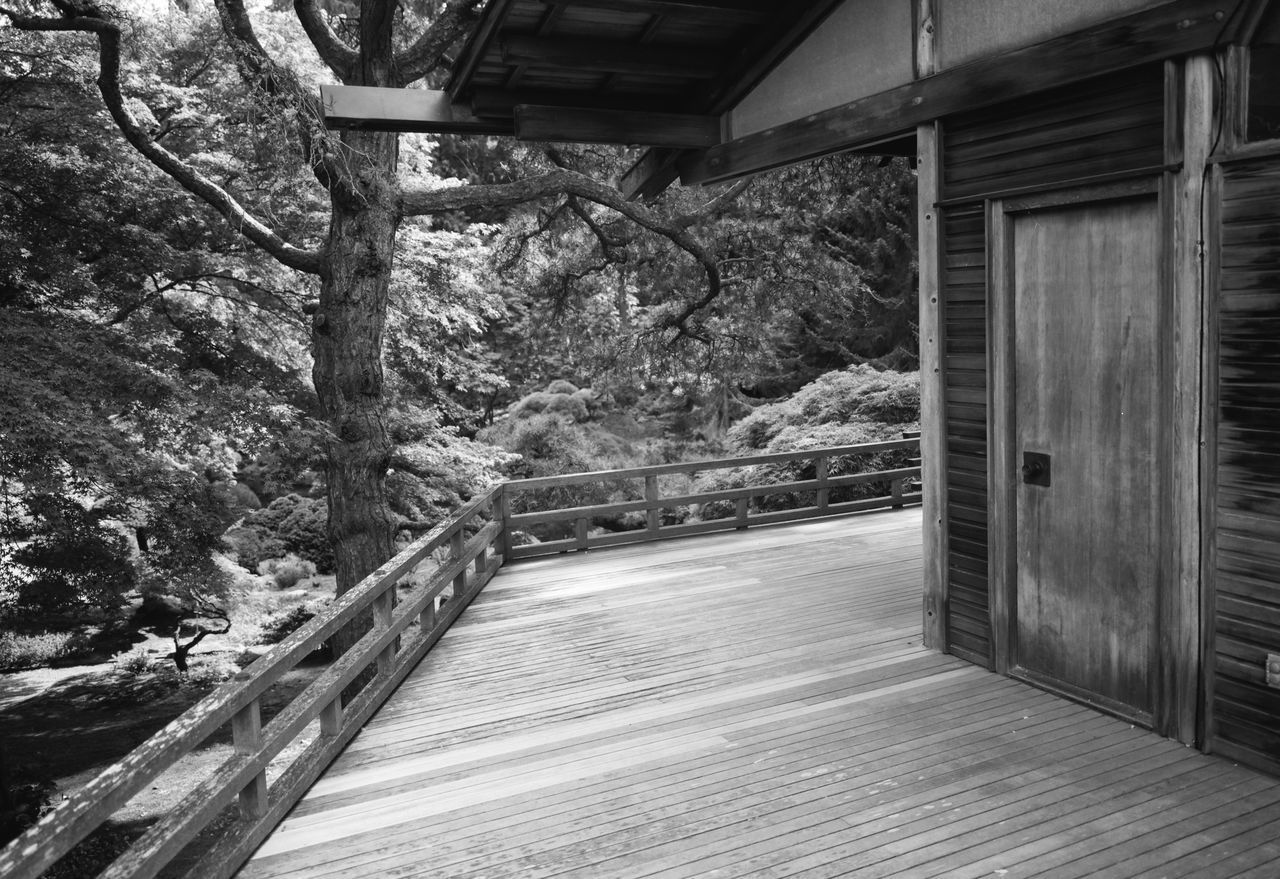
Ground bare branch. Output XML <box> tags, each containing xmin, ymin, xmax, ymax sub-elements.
<box><xmin>395</xmin><ymin>0</ymin><xmax>483</xmax><ymax>86</ymax></box>
<box><xmin>2</xmin><ymin>4</ymin><xmax>325</xmax><ymax>275</ymax></box>
<box><xmin>402</xmin><ymin>169</ymin><xmax>721</xmax><ymax>338</ymax></box>
<box><xmin>292</xmin><ymin>0</ymin><xmax>357</xmax><ymax>80</ymax></box>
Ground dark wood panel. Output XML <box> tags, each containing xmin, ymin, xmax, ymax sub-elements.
<box><xmin>942</xmin><ymin>66</ymin><xmax>1164</xmax><ymax>201</ymax></box>
<box><xmin>941</xmin><ymin>204</ymin><xmax>990</xmax><ymax>666</ymax></box>
<box><xmin>1212</xmin><ymin>158</ymin><xmax>1280</xmax><ymax>774</ymax></box>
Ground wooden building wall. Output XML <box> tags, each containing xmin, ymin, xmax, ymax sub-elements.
<box><xmin>939</xmin><ymin>204</ymin><xmax>991</xmax><ymax>667</ymax></box>
<box><xmin>1210</xmin><ymin>158</ymin><xmax>1280</xmax><ymax>776</ymax></box>
<box><xmin>934</xmin><ymin>65</ymin><xmax>1168</xmax><ymax>670</ymax></box>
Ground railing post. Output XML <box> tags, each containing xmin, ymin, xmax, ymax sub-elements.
<box><xmin>450</xmin><ymin>529</ymin><xmax>468</xmax><ymax>601</ymax></box>
<box><xmin>320</xmin><ymin>697</ymin><xmax>343</xmax><ymax>738</ymax></box>
<box><xmin>575</xmin><ymin>516</ymin><xmax>589</xmax><ymax>550</ymax></box>
<box><xmin>645</xmin><ymin>475</ymin><xmax>660</xmax><ymax>534</ymax></box>
<box><xmin>232</xmin><ymin>700</ymin><xmax>267</xmax><ymax>819</ymax></box>
<box><xmin>816</xmin><ymin>456</ymin><xmax>829</xmax><ymax>510</ymax></box>
<box><xmin>892</xmin><ymin>478</ymin><xmax>904</xmax><ymax>509</ymax></box>
<box><xmin>496</xmin><ymin>485</ymin><xmax>513</xmax><ymax>560</ymax></box>
<box><xmin>373</xmin><ymin>586</ymin><xmax>395</xmax><ymax>676</ymax></box>
<box><xmin>735</xmin><ymin>497</ymin><xmax>749</xmax><ymax>530</ymax></box>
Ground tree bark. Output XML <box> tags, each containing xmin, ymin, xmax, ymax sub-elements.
<box><xmin>313</xmin><ymin>128</ymin><xmax>400</xmax><ymax>662</ymax></box>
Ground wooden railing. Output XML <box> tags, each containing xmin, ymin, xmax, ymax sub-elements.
<box><xmin>502</xmin><ymin>437</ymin><xmax>921</xmax><ymax>559</ymax></box>
<box><xmin>0</xmin><ymin>438</ymin><xmax>918</xmax><ymax>879</ymax></box>
<box><xmin>0</xmin><ymin>490</ymin><xmax>503</xmax><ymax>879</ymax></box>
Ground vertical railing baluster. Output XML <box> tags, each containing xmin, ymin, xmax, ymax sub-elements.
<box><xmin>816</xmin><ymin>456</ymin><xmax>829</xmax><ymax>510</ymax></box>
<box><xmin>735</xmin><ymin>497</ymin><xmax>749</xmax><ymax>530</ymax></box>
<box><xmin>576</xmin><ymin>516</ymin><xmax>589</xmax><ymax>550</ymax></box>
<box><xmin>320</xmin><ymin>697</ymin><xmax>343</xmax><ymax>738</ymax></box>
<box><xmin>373</xmin><ymin>586</ymin><xmax>394</xmax><ymax>676</ymax></box>
<box><xmin>645</xmin><ymin>475</ymin><xmax>659</xmax><ymax>535</ymax></box>
<box><xmin>450</xmin><ymin>530</ymin><xmax>466</xmax><ymax>601</ymax></box>
<box><xmin>892</xmin><ymin>477</ymin><xmax>904</xmax><ymax>509</ymax></box>
<box><xmin>496</xmin><ymin>485</ymin><xmax>512</xmax><ymax>561</ymax></box>
<box><xmin>232</xmin><ymin>700</ymin><xmax>267</xmax><ymax>819</ymax></box>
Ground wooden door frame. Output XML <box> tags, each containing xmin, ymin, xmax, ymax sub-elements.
<box><xmin>987</xmin><ymin>181</ymin><xmax>1166</xmax><ymax>728</ymax></box>
<box><xmin>984</xmin><ymin>54</ymin><xmax>1215</xmax><ymax>746</ymax></box>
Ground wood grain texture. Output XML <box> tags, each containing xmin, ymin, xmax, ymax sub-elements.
<box><xmin>1012</xmin><ymin>197</ymin><xmax>1161</xmax><ymax>720</ymax></box>
<box><xmin>1210</xmin><ymin>156</ymin><xmax>1280</xmax><ymax>776</ymax></box>
<box><xmin>239</xmin><ymin>511</ymin><xmax>1280</xmax><ymax>879</ymax></box>
<box><xmin>940</xmin><ymin>202</ymin><xmax>992</xmax><ymax>667</ymax></box>
<box><xmin>918</xmin><ymin>120</ymin><xmax>948</xmax><ymax>651</ymax></box>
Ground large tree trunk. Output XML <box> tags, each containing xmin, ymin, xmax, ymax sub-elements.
<box><xmin>313</xmin><ymin>128</ymin><xmax>400</xmax><ymax>662</ymax></box>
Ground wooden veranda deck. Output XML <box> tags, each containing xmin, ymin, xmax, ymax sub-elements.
<box><xmin>239</xmin><ymin>510</ymin><xmax>1280</xmax><ymax>879</ymax></box>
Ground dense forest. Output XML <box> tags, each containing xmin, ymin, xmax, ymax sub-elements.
<box><xmin>0</xmin><ymin>0</ymin><xmax>917</xmax><ymax>861</ymax></box>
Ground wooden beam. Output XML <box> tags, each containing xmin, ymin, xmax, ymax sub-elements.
<box><xmin>514</xmin><ymin>105</ymin><xmax>721</xmax><ymax>147</ymax></box>
<box><xmin>319</xmin><ymin>85</ymin><xmax>511</xmax><ymax>135</ymax></box>
<box><xmin>681</xmin><ymin>0</ymin><xmax>1244</xmax><ymax>185</ymax></box>
<box><xmin>620</xmin><ymin>148</ymin><xmax>683</xmax><ymax>200</ymax></box>
<box><xmin>918</xmin><ymin>120</ymin><xmax>947</xmax><ymax>654</ymax></box>
<box><xmin>1166</xmin><ymin>53</ymin><xmax>1216</xmax><ymax>745</ymax></box>
<box><xmin>470</xmin><ymin>87</ymin><xmax>675</xmax><ymax>118</ymax></box>
<box><xmin>536</xmin><ymin>0</ymin><xmax>771</xmax><ymax>23</ymax></box>
<box><xmin>501</xmin><ymin>35</ymin><xmax>725</xmax><ymax>78</ymax></box>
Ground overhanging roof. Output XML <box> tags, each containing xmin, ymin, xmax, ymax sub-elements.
<box><xmin>319</xmin><ymin>1</ymin><xmax>843</xmax><ymax>196</ymax></box>
<box><xmin>445</xmin><ymin>0</ymin><xmax>843</xmax><ymax>142</ymax></box>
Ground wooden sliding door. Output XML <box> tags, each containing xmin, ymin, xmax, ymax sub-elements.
<box><xmin>1004</xmin><ymin>195</ymin><xmax>1161</xmax><ymax>723</ymax></box>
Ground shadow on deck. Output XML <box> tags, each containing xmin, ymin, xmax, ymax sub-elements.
<box><xmin>240</xmin><ymin>509</ymin><xmax>1280</xmax><ymax>878</ymax></box>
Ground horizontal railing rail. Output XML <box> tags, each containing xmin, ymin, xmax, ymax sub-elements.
<box><xmin>500</xmin><ymin>437</ymin><xmax>921</xmax><ymax>560</ymax></box>
<box><xmin>0</xmin><ymin>488</ymin><xmax>505</xmax><ymax>879</ymax></box>
<box><xmin>0</xmin><ymin>437</ymin><xmax>920</xmax><ymax>879</ymax></box>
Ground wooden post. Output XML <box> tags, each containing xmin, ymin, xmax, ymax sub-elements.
<box><xmin>450</xmin><ymin>530</ymin><xmax>466</xmax><ymax>601</ymax></box>
<box><xmin>495</xmin><ymin>485</ymin><xmax>513</xmax><ymax>560</ymax></box>
<box><xmin>735</xmin><ymin>497</ymin><xmax>749</xmax><ymax>530</ymax></box>
<box><xmin>575</xmin><ymin>516</ymin><xmax>589</xmax><ymax>550</ymax></box>
<box><xmin>319</xmin><ymin>697</ymin><xmax>343</xmax><ymax>738</ymax></box>
<box><xmin>815</xmin><ymin>457</ymin><xmax>829</xmax><ymax>510</ymax></box>
<box><xmin>645</xmin><ymin>475</ymin><xmax>660</xmax><ymax>534</ymax></box>
<box><xmin>419</xmin><ymin>594</ymin><xmax>438</xmax><ymax>638</ymax></box>
<box><xmin>918</xmin><ymin>116</ymin><xmax>948</xmax><ymax>653</ymax></box>
<box><xmin>373</xmin><ymin>587</ymin><xmax>394</xmax><ymax>677</ymax></box>
<box><xmin>1165</xmin><ymin>53</ymin><xmax>1215</xmax><ymax>745</ymax></box>
<box><xmin>231</xmin><ymin>701</ymin><xmax>267</xmax><ymax>819</ymax></box>
<box><xmin>891</xmin><ymin>477</ymin><xmax>904</xmax><ymax>509</ymax></box>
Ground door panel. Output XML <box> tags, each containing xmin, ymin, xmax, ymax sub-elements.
<box><xmin>1012</xmin><ymin>197</ymin><xmax>1160</xmax><ymax>719</ymax></box>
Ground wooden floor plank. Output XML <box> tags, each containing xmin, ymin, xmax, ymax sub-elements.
<box><xmin>237</xmin><ymin>510</ymin><xmax>1280</xmax><ymax>879</ymax></box>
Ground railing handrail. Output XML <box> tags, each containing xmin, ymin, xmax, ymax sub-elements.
<box><xmin>0</xmin><ymin>437</ymin><xmax>921</xmax><ymax>879</ymax></box>
<box><xmin>505</xmin><ymin>437</ymin><xmax>919</xmax><ymax>490</ymax></box>
<box><xmin>501</xmin><ymin>437</ymin><xmax>921</xmax><ymax>560</ymax></box>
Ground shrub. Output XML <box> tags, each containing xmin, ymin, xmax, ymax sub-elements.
<box><xmin>0</xmin><ymin>630</ymin><xmax>91</xmax><ymax>671</ymax></box>
<box><xmin>257</xmin><ymin>605</ymin><xmax>316</xmax><ymax>645</ymax></box>
<box><xmin>257</xmin><ymin>554</ymin><xmax>316</xmax><ymax>589</ymax></box>
<box><xmin>546</xmin><ymin>379</ymin><xmax>580</xmax><ymax>395</ymax></box>
<box><xmin>235</xmin><ymin>495</ymin><xmax>333</xmax><ymax>573</ymax></box>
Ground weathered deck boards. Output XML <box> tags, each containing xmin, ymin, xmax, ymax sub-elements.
<box><xmin>239</xmin><ymin>510</ymin><xmax>1280</xmax><ymax>878</ymax></box>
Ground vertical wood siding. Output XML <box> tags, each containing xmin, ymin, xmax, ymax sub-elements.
<box><xmin>941</xmin><ymin>203</ymin><xmax>991</xmax><ymax>667</ymax></box>
<box><xmin>1213</xmin><ymin>159</ymin><xmax>1280</xmax><ymax>775</ymax></box>
<box><xmin>940</xmin><ymin>66</ymin><xmax>1165</xmax><ymax>201</ymax></box>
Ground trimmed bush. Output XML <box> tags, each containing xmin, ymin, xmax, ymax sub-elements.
<box><xmin>257</xmin><ymin>554</ymin><xmax>316</xmax><ymax>589</ymax></box>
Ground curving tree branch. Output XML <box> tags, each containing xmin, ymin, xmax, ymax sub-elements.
<box><xmin>1</xmin><ymin>3</ymin><xmax>326</xmax><ymax>276</ymax></box>
<box><xmin>395</xmin><ymin>0</ymin><xmax>483</xmax><ymax>86</ymax></box>
<box><xmin>211</xmin><ymin>0</ymin><xmax>344</xmax><ymax>195</ymax></box>
<box><xmin>292</xmin><ymin>0</ymin><xmax>357</xmax><ymax>81</ymax></box>
<box><xmin>401</xmin><ymin>168</ymin><xmax>722</xmax><ymax>339</ymax></box>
